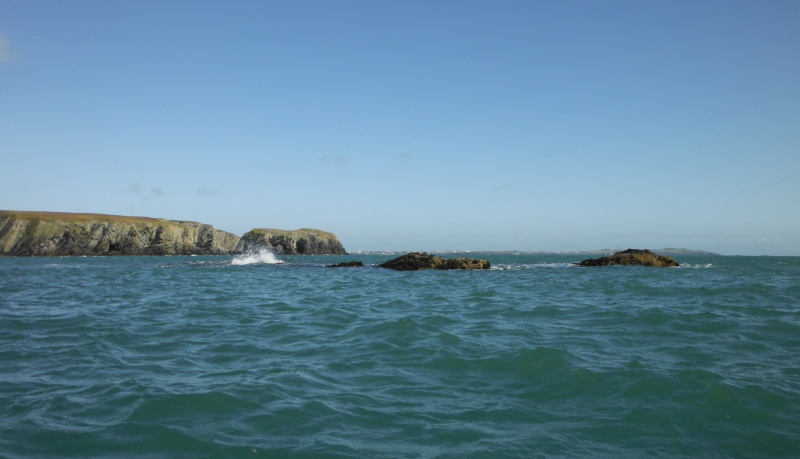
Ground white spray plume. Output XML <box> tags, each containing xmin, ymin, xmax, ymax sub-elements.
<box><xmin>231</xmin><ymin>248</ymin><xmax>283</xmax><ymax>266</ymax></box>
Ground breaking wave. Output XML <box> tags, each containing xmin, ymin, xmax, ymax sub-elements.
<box><xmin>231</xmin><ymin>248</ymin><xmax>284</xmax><ymax>266</ymax></box>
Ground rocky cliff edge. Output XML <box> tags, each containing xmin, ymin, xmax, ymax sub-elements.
<box><xmin>0</xmin><ymin>211</ymin><xmax>240</xmax><ymax>256</ymax></box>
<box><xmin>236</xmin><ymin>228</ymin><xmax>346</xmax><ymax>255</ymax></box>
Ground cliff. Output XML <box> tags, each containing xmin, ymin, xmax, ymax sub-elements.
<box><xmin>236</xmin><ymin>228</ymin><xmax>347</xmax><ymax>255</ymax></box>
<box><xmin>0</xmin><ymin>211</ymin><xmax>240</xmax><ymax>256</ymax></box>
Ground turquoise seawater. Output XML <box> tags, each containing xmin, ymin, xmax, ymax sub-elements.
<box><xmin>1</xmin><ymin>253</ymin><xmax>799</xmax><ymax>458</ymax></box>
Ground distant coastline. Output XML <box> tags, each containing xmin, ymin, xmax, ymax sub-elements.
<box><xmin>0</xmin><ymin>210</ymin><xmax>345</xmax><ymax>257</ymax></box>
<box><xmin>1</xmin><ymin>210</ymin><xmax>723</xmax><ymax>258</ymax></box>
<box><xmin>352</xmin><ymin>249</ymin><xmax>721</xmax><ymax>257</ymax></box>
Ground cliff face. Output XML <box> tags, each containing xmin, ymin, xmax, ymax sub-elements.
<box><xmin>0</xmin><ymin>211</ymin><xmax>240</xmax><ymax>256</ymax></box>
<box><xmin>236</xmin><ymin>228</ymin><xmax>347</xmax><ymax>255</ymax></box>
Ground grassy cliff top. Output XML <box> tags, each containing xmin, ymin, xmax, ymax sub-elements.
<box><xmin>246</xmin><ymin>228</ymin><xmax>340</xmax><ymax>239</ymax></box>
<box><xmin>0</xmin><ymin>210</ymin><xmax>169</xmax><ymax>223</ymax></box>
<box><xmin>0</xmin><ymin>211</ymin><xmax>212</xmax><ymax>231</ymax></box>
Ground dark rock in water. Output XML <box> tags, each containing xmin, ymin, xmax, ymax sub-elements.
<box><xmin>326</xmin><ymin>261</ymin><xmax>364</xmax><ymax>268</ymax></box>
<box><xmin>380</xmin><ymin>252</ymin><xmax>446</xmax><ymax>270</ymax></box>
<box><xmin>379</xmin><ymin>252</ymin><xmax>491</xmax><ymax>271</ymax></box>
<box><xmin>438</xmin><ymin>257</ymin><xmax>493</xmax><ymax>270</ymax></box>
<box><xmin>579</xmin><ymin>249</ymin><xmax>679</xmax><ymax>267</ymax></box>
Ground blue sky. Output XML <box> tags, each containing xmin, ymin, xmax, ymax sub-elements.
<box><xmin>1</xmin><ymin>1</ymin><xmax>798</xmax><ymax>254</ymax></box>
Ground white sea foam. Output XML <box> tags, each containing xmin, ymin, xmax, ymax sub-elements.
<box><xmin>491</xmin><ymin>263</ymin><xmax>578</xmax><ymax>270</ymax></box>
<box><xmin>231</xmin><ymin>248</ymin><xmax>284</xmax><ymax>266</ymax></box>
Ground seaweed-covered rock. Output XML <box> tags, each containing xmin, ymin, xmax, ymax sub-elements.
<box><xmin>379</xmin><ymin>252</ymin><xmax>491</xmax><ymax>271</ymax></box>
<box><xmin>439</xmin><ymin>257</ymin><xmax>493</xmax><ymax>270</ymax></box>
<box><xmin>326</xmin><ymin>261</ymin><xmax>364</xmax><ymax>268</ymax></box>
<box><xmin>579</xmin><ymin>249</ymin><xmax>679</xmax><ymax>267</ymax></box>
<box><xmin>379</xmin><ymin>252</ymin><xmax>442</xmax><ymax>270</ymax></box>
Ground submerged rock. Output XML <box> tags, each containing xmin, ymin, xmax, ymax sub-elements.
<box><xmin>236</xmin><ymin>228</ymin><xmax>347</xmax><ymax>255</ymax></box>
<box><xmin>326</xmin><ymin>261</ymin><xmax>364</xmax><ymax>268</ymax></box>
<box><xmin>579</xmin><ymin>249</ymin><xmax>679</xmax><ymax>267</ymax></box>
<box><xmin>379</xmin><ymin>252</ymin><xmax>491</xmax><ymax>271</ymax></box>
<box><xmin>0</xmin><ymin>210</ymin><xmax>240</xmax><ymax>256</ymax></box>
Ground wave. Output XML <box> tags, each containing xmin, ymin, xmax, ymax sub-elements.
<box><xmin>492</xmin><ymin>263</ymin><xmax>578</xmax><ymax>270</ymax></box>
<box><xmin>491</xmin><ymin>262</ymin><xmax>713</xmax><ymax>270</ymax></box>
<box><xmin>231</xmin><ymin>248</ymin><xmax>284</xmax><ymax>266</ymax></box>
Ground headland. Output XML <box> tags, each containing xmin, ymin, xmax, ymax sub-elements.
<box><xmin>0</xmin><ymin>210</ymin><xmax>346</xmax><ymax>257</ymax></box>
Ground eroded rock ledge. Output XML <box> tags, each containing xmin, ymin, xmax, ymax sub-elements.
<box><xmin>0</xmin><ymin>211</ymin><xmax>240</xmax><ymax>256</ymax></box>
<box><xmin>326</xmin><ymin>261</ymin><xmax>363</xmax><ymax>268</ymax></box>
<box><xmin>578</xmin><ymin>249</ymin><xmax>679</xmax><ymax>267</ymax></box>
<box><xmin>380</xmin><ymin>252</ymin><xmax>491</xmax><ymax>271</ymax></box>
<box><xmin>236</xmin><ymin>228</ymin><xmax>347</xmax><ymax>255</ymax></box>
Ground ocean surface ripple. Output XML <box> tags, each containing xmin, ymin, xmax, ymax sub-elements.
<box><xmin>1</xmin><ymin>254</ymin><xmax>799</xmax><ymax>458</ymax></box>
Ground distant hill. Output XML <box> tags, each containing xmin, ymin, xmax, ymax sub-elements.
<box><xmin>538</xmin><ymin>248</ymin><xmax>721</xmax><ymax>256</ymax></box>
<box><xmin>650</xmin><ymin>248</ymin><xmax>721</xmax><ymax>256</ymax></box>
<box><xmin>451</xmin><ymin>248</ymin><xmax>722</xmax><ymax>256</ymax></box>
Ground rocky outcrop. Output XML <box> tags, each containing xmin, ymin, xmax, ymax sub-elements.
<box><xmin>326</xmin><ymin>261</ymin><xmax>363</xmax><ymax>268</ymax></box>
<box><xmin>0</xmin><ymin>211</ymin><xmax>240</xmax><ymax>256</ymax></box>
<box><xmin>380</xmin><ymin>252</ymin><xmax>491</xmax><ymax>271</ymax></box>
<box><xmin>578</xmin><ymin>249</ymin><xmax>679</xmax><ymax>267</ymax></box>
<box><xmin>236</xmin><ymin>228</ymin><xmax>347</xmax><ymax>255</ymax></box>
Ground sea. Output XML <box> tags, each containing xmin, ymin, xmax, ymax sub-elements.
<box><xmin>1</xmin><ymin>252</ymin><xmax>798</xmax><ymax>458</ymax></box>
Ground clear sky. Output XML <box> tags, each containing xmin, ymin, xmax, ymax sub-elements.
<box><xmin>1</xmin><ymin>1</ymin><xmax>798</xmax><ymax>255</ymax></box>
